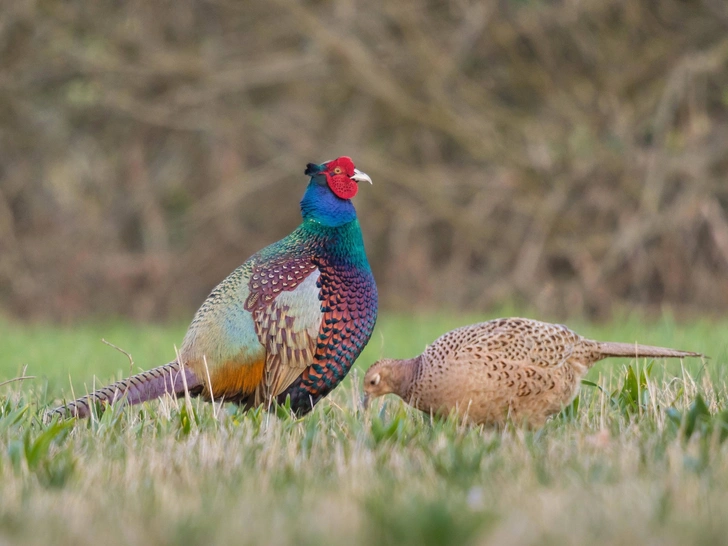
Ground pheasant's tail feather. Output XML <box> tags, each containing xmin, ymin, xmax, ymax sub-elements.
<box><xmin>596</xmin><ymin>342</ymin><xmax>702</xmax><ymax>360</ymax></box>
<box><xmin>47</xmin><ymin>361</ymin><xmax>203</xmax><ymax>420</ymax></box>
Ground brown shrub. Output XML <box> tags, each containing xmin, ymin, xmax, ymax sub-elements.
<box><xmin>1</xmin><ymin>0</ymin><xmax>727</xmax><ymax>321</ymax></box>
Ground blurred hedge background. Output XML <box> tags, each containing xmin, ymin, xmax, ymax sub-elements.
<box><xmin>1</xmin><ymin>0</ymin><xmax>728</xmax><ymax>322</ymax></box>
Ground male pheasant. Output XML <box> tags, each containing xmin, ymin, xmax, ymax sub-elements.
<box><xmin>362</xmin><ymin>318</ymin><xmax>701</xmax><ymax>427</ymax></box>
<box><xmin>50</xmin><ymin>157</ymin><xmax>378</xmax><ymax>419</ymax></box>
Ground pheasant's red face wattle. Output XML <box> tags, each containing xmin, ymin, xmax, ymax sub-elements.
<box><xmin>327</xmin><ymin>174</ymin><xmax>358</xmax><ymax>200</ymax></box>
<box><xmin>325</xmin><ymin>157</ymin><xmax>359</xmax><ymax>200</ymax></box>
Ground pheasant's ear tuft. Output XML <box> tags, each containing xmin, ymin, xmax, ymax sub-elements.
<box><xmin>305</xmin><ymin>163</ymin><xmax>322</xmax><ymax>176</ymax></box>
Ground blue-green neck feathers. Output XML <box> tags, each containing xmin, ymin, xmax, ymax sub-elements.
<box><xmin>294</xmin><ymin>162</ymin><xmax>370</xmax><ymax>269</ymax></box>
<box><xmin>304</xmin><ymin>217</ymin><xmax>369</xmax><ymax>267</ymax></box>
<box><xmin>300</xmin><ymin>169</ymin><xmax>357</xmax><ymax>227</ymax></box>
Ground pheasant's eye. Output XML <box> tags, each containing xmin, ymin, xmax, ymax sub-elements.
<box><xmin>333</xmin><ymin>167</ymin><xmax>343</xmax><ymax>175</ymax></box>
<box><xmin>370</xmin><ymin>374</ymin><xmax>381</xmax><ymax>386</ymax></box>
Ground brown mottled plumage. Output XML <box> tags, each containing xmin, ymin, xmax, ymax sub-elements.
<box><xmin>362</xmin><ymin>318</ymin><xmax>702</xmax><ymax>427</ymax></box>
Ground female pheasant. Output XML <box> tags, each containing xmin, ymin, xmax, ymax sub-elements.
<box><xmin>362</xmin><ymin>318</ymin><xmax>701</xmax><ymax>427</ymax></box>
<box><xmin>51</xmin><ymin>157</ymin><xmax>378</xmax><ymax>419</ymax></box>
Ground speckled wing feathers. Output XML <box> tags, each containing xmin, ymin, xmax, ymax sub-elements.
<box><xmin>245</xmin><ymin>257</ymin><xmax>318</xmax><ymax>310</ymax></box>
<box><xmin>244</xmin><ymin>256</ymin><xmax>322</xmax><ymax>403</ymax></box>
<box><xmin>445</xmin><ymin>319</ymin><xmax>595</xmax><ymax>369</ymax></box>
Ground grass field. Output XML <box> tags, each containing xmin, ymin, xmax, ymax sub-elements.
<box><xmin>1</xmin><ymin>311</ymin><xmax>728</xmax><ymax>545</ymax></box>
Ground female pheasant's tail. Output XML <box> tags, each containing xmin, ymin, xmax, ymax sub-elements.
<box><xmin>48</xmin><ymin>361</ymin><xmax>203</xmax><ymax>420</ymax></box>
<box><xmin>596</xmin><ymin>342</ymin><xmax>702</xmax><ymax>360</ymax></box>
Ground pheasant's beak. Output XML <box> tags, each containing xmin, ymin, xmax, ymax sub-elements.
<box><xmin>351</xmin><ymin>169</ymin><xmax>373</xmax><ymax>185</ymax></box>
<box><xmin>361</xmin><ymin>393</ymin><xmax>370</xmax><ymax>409</ymax></box>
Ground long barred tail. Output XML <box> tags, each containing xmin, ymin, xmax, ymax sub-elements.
<box><xmin>596</xmin><ymin>342</ymin><xmax>702</xmax><ymax>360</ymax></box>
<box><xmin>48</xmin><ymin>361</ymin><xmax>203</xmax><ymax>420</ymax></box>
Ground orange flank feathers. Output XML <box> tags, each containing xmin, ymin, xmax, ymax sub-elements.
<box><xmin>205</xmin><ymin>358</ymin><xmax>265</xmax><ymax>401</ymax></box>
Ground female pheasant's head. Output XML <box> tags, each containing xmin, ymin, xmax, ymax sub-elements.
<box><xmin>361</xmin><ymin>358</ymin><xmax>410</xmax><ymax>408</ymax></box>
<box><xmin>301</xmin><ymin>156</ymin><xmax>372</xmax><ymax>226</ymax></box>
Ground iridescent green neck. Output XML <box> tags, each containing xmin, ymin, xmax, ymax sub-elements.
<box><xmin>301</xmin><ymin>218</ymin><xmax>370</xmax><ymax>269</ymax></box>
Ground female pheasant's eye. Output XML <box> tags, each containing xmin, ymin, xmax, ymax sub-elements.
<box><xmin>370</xmin><ymin>379</ymin><xmax>376</xmax><ymax>385</ymax></box>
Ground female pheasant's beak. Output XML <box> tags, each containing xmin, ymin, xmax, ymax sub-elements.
<box><xmin>361</xmin><ymin>370</ymin><xmax>382</xmax><ymax>410</ymax></box>
<box><xmin>351</xmin><ymin>169</ymin><xmax>373</xmax><ymax>185</ymax></box>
